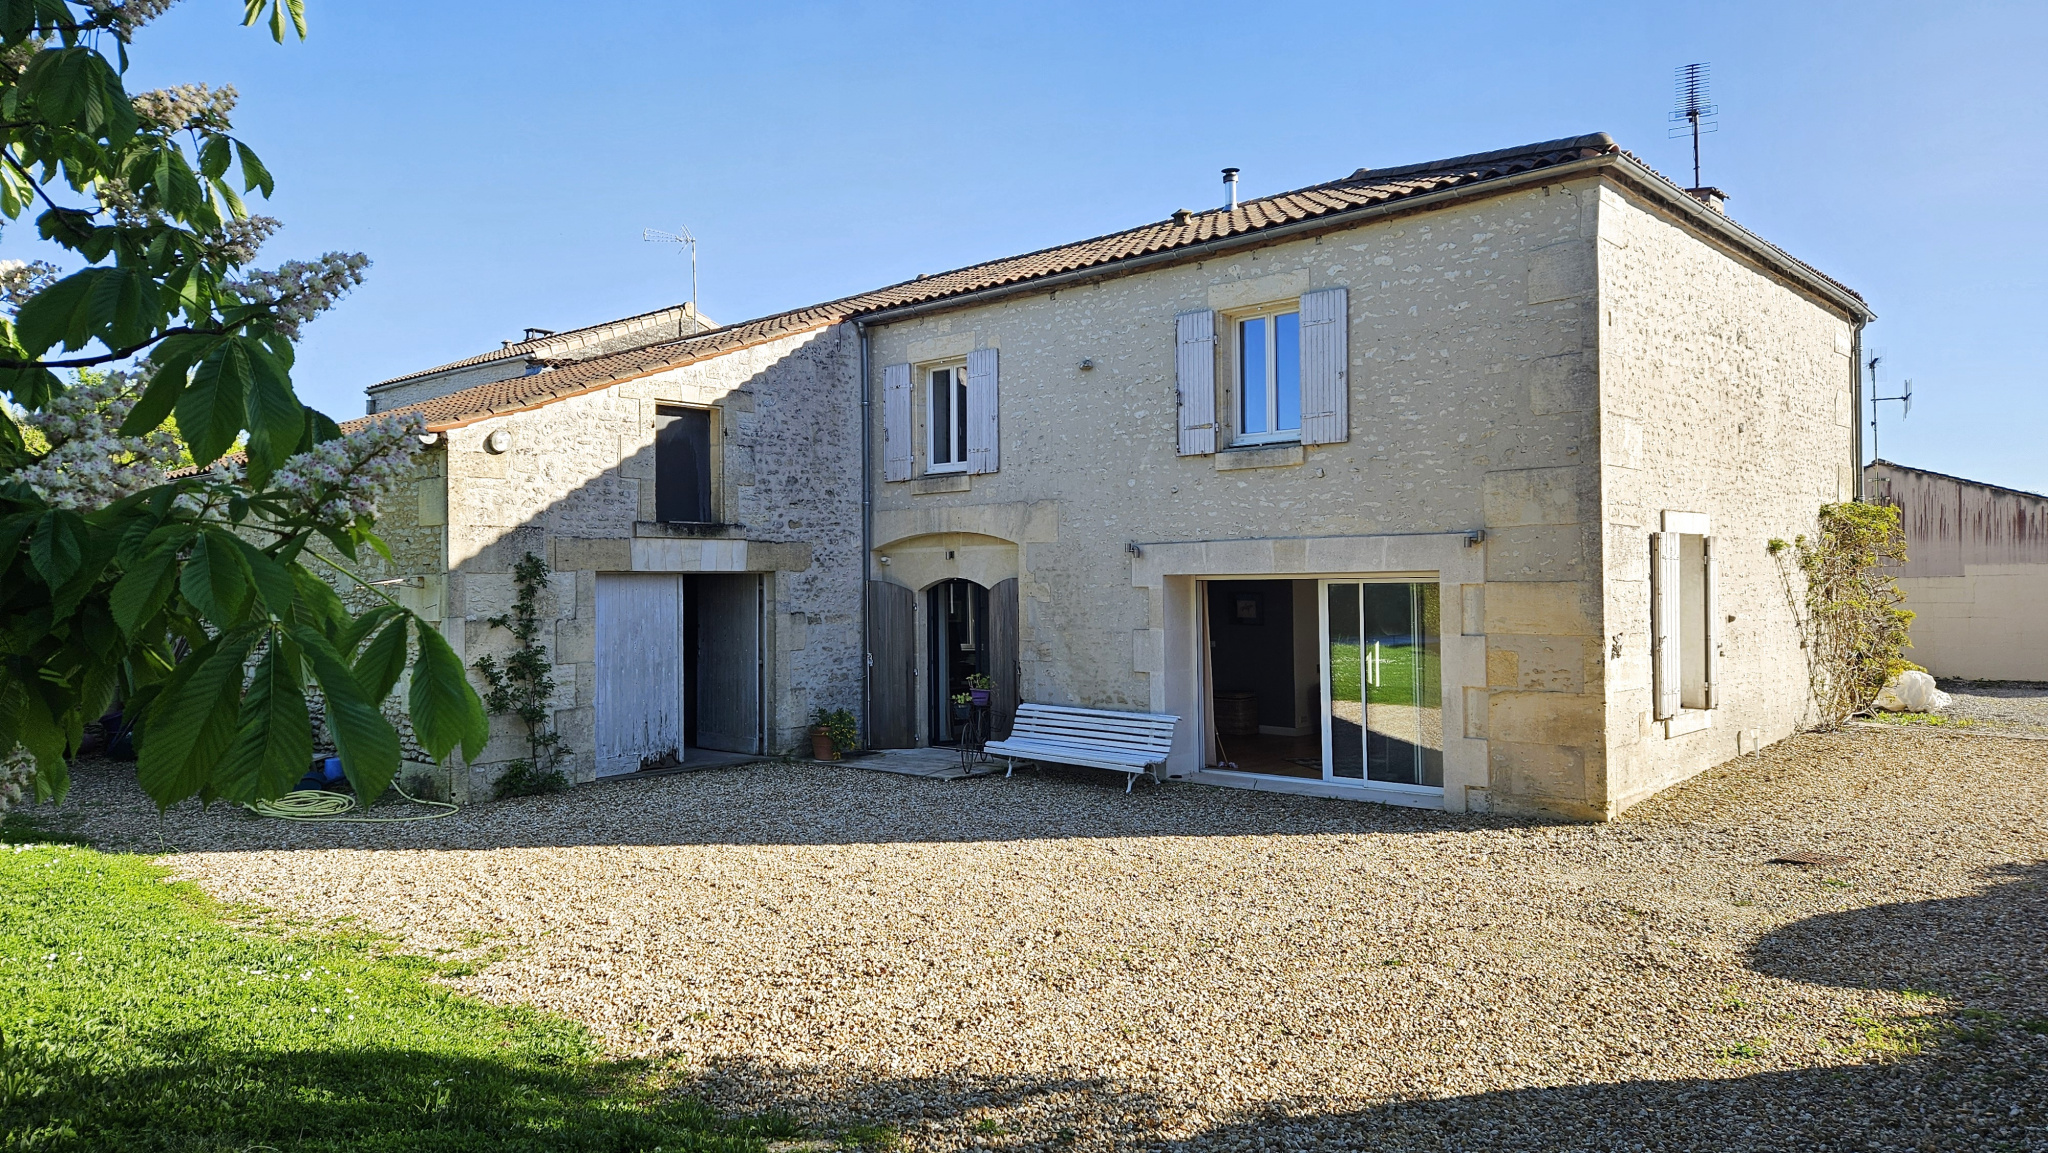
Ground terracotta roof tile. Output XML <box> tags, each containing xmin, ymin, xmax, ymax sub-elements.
<box><xmin>363</xmin><ymin>132</ymin><xmax>1864</xmax><ymax>432</ymax></box>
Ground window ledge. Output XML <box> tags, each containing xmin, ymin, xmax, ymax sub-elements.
<box><xmin>634</xmin><ymin>520</ymin><xmax>744</xmax><ymax>539</ymax></box>
<box><xmin>912</xmin><ymin>473</ymin><xmax>971</xmax><ymax>495</ymax></box>
<box><xmin>1215</xmin><ymin>444</ymin><xmax>1304</xmax><ymax>471</ymax></box>
<box><xmin>1664</xmin><ymin>709</ymin><xmax>1712</xmax><ymax>738</ymax></box>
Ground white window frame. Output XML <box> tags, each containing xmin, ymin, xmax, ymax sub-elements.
<box><xmin>1231</xmin><ymin>303</ymin><xmax>1303</xmax><ymax>446</ymax></box>
<box><xmin>925</xmin><ymin>361</ymin><xmax>969</xmax><ymax>475</ymax></box>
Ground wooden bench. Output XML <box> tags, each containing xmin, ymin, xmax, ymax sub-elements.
<box><xmin>984</xmin><ymin>703</ymin><xmax>1180</xmax><ymax>793</ymax></box>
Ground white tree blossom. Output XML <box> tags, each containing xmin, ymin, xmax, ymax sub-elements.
<box><xmin>227</xmin><ymin>252</ymin><xmax>372</xmax><ymax>340</ymax></box>
<box><xmin>12</xmin><ymin>374</ymin><xmax>184</xmax><ymax>510</ymax></box>
<box><xmin>265</xmin><ymin>412</ymin><xmax>426</xmax><ymax>529</ymax></box>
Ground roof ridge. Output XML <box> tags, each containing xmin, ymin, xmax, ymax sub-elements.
<box><xmin>363</xmin><ymin>131</ymin><xmax>1864</xmax><ymax>433</ymax></box>
<box><xmin>370</xmin><ymin>300</ymin><xmax>700</xmax><ymax>388</ymax></box>
<box><xmin>1343</xmin><ymin>132</ymin><xmax>1618</xmax><ymax>183</ymax></box>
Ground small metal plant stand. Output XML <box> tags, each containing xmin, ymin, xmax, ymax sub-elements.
<box><xmin>957</xmin><ymin>702</ymin><xmax>995</xmax><ymax>772</ymax></box>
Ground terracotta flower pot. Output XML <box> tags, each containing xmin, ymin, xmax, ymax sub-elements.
<box><xmin>810</xmin><ymin>727</ymin><xmax>839</xmax><ymax>761</ymax></box>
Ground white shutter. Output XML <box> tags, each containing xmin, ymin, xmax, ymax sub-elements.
<box><xmin>1175</xmin><ymin>309</ymin><xmax>1217</xmax><ymax>456</ymax></box>
<box><xmin>1702</xmin><ymin>535</ymin><xmax>1719</xmax><ymax>709</ymax></box>
<box><xmin>882</xmin><ymin>362</ymin><xmax>912</xmax><ymax>482</ymax></box>
<box><xmin>965</xmin><ymin>348</ymin><xmax>998</xmax><ymax>475</ymax></box>
<box><xmin>1298</xmin><ymin>286</ymin><xmax>1349</xmax><ymax>445</ymax></box>
<box><xmin>1651</xmin><ymin>531</ymin><xmax>1681</xmax><ymax>721</ymax></box>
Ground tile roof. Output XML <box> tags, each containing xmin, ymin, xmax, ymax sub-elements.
<box><xmin>368</xmin><ymin>301</ymin><xmax>707</xmax><ymax>389</ymax></box>
<box><xmin>353</xmin><ymin>132</ymin><xmax>1866</xmax><ymax>433</ymax></box>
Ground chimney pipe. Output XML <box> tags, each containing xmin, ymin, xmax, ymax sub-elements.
<box><xmin>1683</xmin><ymin>186</ymin><xmax>1729</xmax><ymax>215</ymax></box>
<box><xmin>1222</xmin><ymin>167</ymin><xmax>1239</xmax><ymax>210</ymax></box>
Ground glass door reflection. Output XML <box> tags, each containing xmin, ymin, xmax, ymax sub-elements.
<box><xmin>1323</xmin><ymin>581</ymin><xmax>1443</xmax><ymax>788</ymax></box>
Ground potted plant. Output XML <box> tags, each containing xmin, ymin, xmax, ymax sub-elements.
<box><xmin>966</xmin><ymin>673</ymin><xmax>994</xmax><ymax>707</ymax></box>
<box><xmin>809</xmin><ymin>707</ymin><xmax>857</xmax><ymax>761</ymax></box>
<box><xmin>950</xmin><ymin>692</ymin><xmax>972</xmax><ymax>721</ymax></box>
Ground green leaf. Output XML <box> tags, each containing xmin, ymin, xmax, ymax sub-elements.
<box><xmin>292</xmin><ymin>624</ymin><xmax>401</xmax><ymax>802</ymax></box>
<box><xmin>233</xmin><ymin>140</ymin><xmax>274</xmax><ymax>198</ymax></box>
<box><xmin>335</xmin><ymin>602</ymin><xmax>404</xmax><ymax>661</ymax></box>
<box><xmin>354</xmin><ymin>616</ymin><xmax>409</xmax><ymax>706</ymax></box>
<box><xmin>410</xmin><ymin>620</ymin><xmax>490</xmax><ymax>765</ymax></box>
<box><xmin>198</xmin><ymin>134</ymin><xmax>233</xmax><ymax>181</ymax></box>
<box><xmin>290</xmin><ymin>566</ymin><xmax>347</xmax><ymax>637</ymax></box>
<box><xmin>0</xmin><ymin>673</ymin><xmax>68</xmax><ymax>800</ymax></box>
<box><xmin>177</xmin><ymin>340</ymin><xmax>253</xmax><ymax>465</ymax></box>
<box><xmin>108</xmin><ymin>541</ymin><xmax>179</xmax><ymax>636</ymax></box>
<box><xmin>151</xmin><ymin>145</ymin><xmax>205</xmax><ymax>219</ymax></box>
<box><xmin>215</xmin><ymin>637</ymin><xmax>312</xmax><ymax>803</ymax></box>
<box><xmin>228</xmin><ymin>536</ymin><xmax>297</xmax><ymax>620</ymax></box>
<box><xmin>13</xmin><ymin>267</ymin><xmax>107</xmax><ymax>355</ymax></box>
<box><xmin>241</xmin><ymin>340</ymin><xmax>302</xmax><ymax>482</ymax></box>
<box><xmin>135</xmin><ymin>628</ymin><xmax>261</xmax><ymax>808</ymax></box>
<box><xmin>28</xmin><ymin>509</ymin><xmax>84</xmax><ymax>586</ymax></box>
<box><xmin>117</xmin><ymin>335</ymin><xmax>215</xmax><ymax>438</ymax></box>
<box><xmin>179</xmin><ymin>530</ymin><xmax>252</xmax><ymax>624</ymax></box>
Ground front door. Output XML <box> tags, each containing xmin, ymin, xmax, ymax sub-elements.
<box><xmin>594</xmin><ymin>573</ymin><xmax>685</xmax><ymax>775</ymax></box>
<box><xmin>927</xmin><ymin>578</ymin><xmax>989</xmax><ymax>745</ymax></box>
<box><xmin>1321</xmin><ymin>580</ymin><xmax>1444</xmax><ymax>789</ymax></box>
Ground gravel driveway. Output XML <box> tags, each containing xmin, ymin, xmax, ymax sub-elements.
<box><xmin>40</xmin><ymin>728</ymin><xmax>2048</xmax><ymax>1152</ymax></box>
<box><xmin>1938</xmin><ymin>679</ymin><xmax>2048</xmax><ymax>735</ymax></box>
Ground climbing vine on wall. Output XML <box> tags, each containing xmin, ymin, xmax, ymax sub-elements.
<box><xmin>1769</xmin><ymin>502</ymin><xmax>1916</xmax><ymax>730</ymax></box>
<box><xmin>473</xmin><ymin>552</ymin><xmax>570</xmax><ymax>798</ymax></box>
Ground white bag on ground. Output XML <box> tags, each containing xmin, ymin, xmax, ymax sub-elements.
<box><xmin>1874</xmin><ymin>670</ymin><xmax>1952</xmax><ymax>713</ymax></box>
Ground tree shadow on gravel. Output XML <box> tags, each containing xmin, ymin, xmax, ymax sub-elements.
<box><xmin>1748</xmin><ymin>860</ymin><xmax>2048</xmax><ymax>1011</ymax></box>
<box><xmin>49</xmin><ymin>756</ymin><xmax>1564</xmax><ymax>854</ymax></box>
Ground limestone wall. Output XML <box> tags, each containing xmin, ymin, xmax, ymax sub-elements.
<box><xmin>438</xmin><ymin>323</ymin><xmax>863</xmax><ymax>789</ymax></box>
<box><xmin>1594</xmin><ymin>181</ymin><xmax>1859</xmax><ymax>812</ymax></box>
<box><xmin>866</xmin><ymin>179</ymin><xmax>1609</xmax><ymax>815</ymax></box>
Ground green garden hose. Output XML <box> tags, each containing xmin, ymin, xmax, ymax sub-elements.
<box><xmin>243</xmin><ymin>780</ymin><xmax>458</xmax><ymax>823</ymax></box>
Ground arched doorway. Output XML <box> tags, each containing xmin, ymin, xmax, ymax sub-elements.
<box><xmin>927</xmin><ymin>578</ymin><xmax>989</xmax><ymax>745</ymax></box>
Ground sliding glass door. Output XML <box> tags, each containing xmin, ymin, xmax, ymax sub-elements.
<box><xmin>1322</xmin><ymin>581</ymin><xmax>1443</xmax><ymax>789</ymax></box>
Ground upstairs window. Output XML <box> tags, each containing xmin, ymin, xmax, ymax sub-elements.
<box><xmin>1236</xmin><ymin>307</ymin><xmax>1301</xmax><ymax>444</ymax></box>
<box><xmin>927</xmin><ymin>363</ymin><xmax>969</xmax><ymax>473</ymax></box>
<box><xmin>655</xmin><ymin>404</ymin><xmax>712</xmax><ymax>523</ymax></box>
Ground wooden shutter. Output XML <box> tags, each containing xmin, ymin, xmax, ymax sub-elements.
<box><xmin>1175</xmin><ymin>309</ymin><xmax>1217</xmax><ymax>456</ymax></box>
<box><xmin>882</xmin><ymin>363</ymin><xmax>913</xmax><ymax>482</ymax></box>
<box><xmin>1650</xmin><ymin>531</ymin><xmax>1681</xmax><ymax>721</ymax></box>
<box><xmin>1298</xmin><ymin>286</ymin><xmax>1349</xmax><ymax>445</ymax></box>
<box><xmin>965</xmin><ymin>348</ymin><xmax>999</xmax><ymax>475</ymax></box>
<box><xmin>1702</xmin><ymin>535</ymin><xmax>1719</xmax><ymax>710</ymax></box>
<box><xmin>988</xmin><ymin>577</ymin><xmax>1020</xmax><ymax>740</ymax></box>
<box><xmin>866</xmin><ymin>580</ymin><xmax>917</xmax><ymax>748</ymax></box>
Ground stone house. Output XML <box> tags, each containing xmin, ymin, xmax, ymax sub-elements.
<box><xmin>1865</xmin><ymin>460</ymin><xmax>2048</xmax><ymax>682</ymax></box>
<box><xmin>363</xmin><ymin>132</ymin><xmax>1870</xmax><ymax>818</ymax></box>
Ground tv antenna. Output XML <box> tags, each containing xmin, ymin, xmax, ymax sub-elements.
<box><xmin>1668</xmin><ymin>62</ymin><xmax>1718</xmax><ymax>189</ymax></box>
<box><xmin>1867</xmin><ymin>353</ymin><xmax>1912</xmax><ymax>464</ymax></box>
<box><xmin>642</xmin><ymin>225</ymin><xmax>697</xmax><ymax>309</ymax></box>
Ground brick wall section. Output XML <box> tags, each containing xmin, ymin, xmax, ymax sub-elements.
<box><xmin>437</xmin><ymin>324</ymin><xmax>862</xmax><ymax>790</ymax></box>
<box><xmin>1595</xmin><ymin>181</ymin><xmax>1857</xmax><ymax>812</ymax></box>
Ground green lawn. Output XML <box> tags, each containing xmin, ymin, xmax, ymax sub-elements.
<box><xmin>1327</xmin><ymin>641</ymin><xmax>1441</xmax><ymax>708</ymax></box>
<box><xmin>0</xmin><ymin>815</ymin><xmax>796</xmax><ymax>1152</ymax></box>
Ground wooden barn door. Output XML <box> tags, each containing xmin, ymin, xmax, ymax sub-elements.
<box><xmin>988</xmin><ymin>577</ymin><xmax>1020</xmax><ymax>739</ymax></box>
<box><xmin>595</xmin><ymin>573</ymin><xmax>684</xmax><ymax>775</ymax></box>
<box><xmin>692</xmin><ymin>573</ymin><xmax>761</xmax><ymax>754</ymax></box>
<box><xmin>867</xmin><ymin>580</ymin><xmax>916</xmax><ymax>748</ymax></box>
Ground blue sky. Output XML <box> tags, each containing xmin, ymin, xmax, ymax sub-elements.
<box><xmin>24</xmin><ymin>1</ymin><xmax>2048</xmax><ymax>490</ymax></box>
